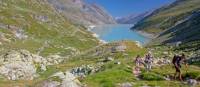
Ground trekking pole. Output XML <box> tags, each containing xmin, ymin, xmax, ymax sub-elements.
<box><xmin>185</xmin><ymin>63</ymin><xmax>188</xmax><ymax>73</ymax></box>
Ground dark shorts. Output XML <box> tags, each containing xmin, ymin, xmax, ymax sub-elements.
<box><xmin>175</xmin><ymin>65</ymin><xmax>181</xmax><ymax>72</ymax></box>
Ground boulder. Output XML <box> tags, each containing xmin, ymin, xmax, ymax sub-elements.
<box><xmin>71</xmin><ymin>64</ymin><xmax>104</xmax><ymax>77</ymax></box>
<box><xmin>42</xmin><ymin>81</ymin><xmax>60</xmax><ymax>87</ymax></box>
<box><xmin>117</xmin><ymin>82</ymin><xmax>133</xmax><ymax>87</ymax></box>
<box><xmin>187</xmin><ymin>79</ymin><xmax>197</xmax><ymax>87</ymax></box>
<box><xmin>0</xmin><ymin>50</ymin><xmax>47</xmax><ymax>80</ymax></box>
<box><xmin>46</xmin><ymin>55</ymin><xmax>64</xmax><ymax>65</ymax></box>
<box><xmin>0</xmin><ymin>61</ymin><xmax>36</xmax><ymax>80</ymax></box>
<box><xmin>52</xmin><ymin>71</ymin><xmax>81</xmax><ymax>87</ymax></box>
<box><xmin>103</xmin><ymin>57</ymin><xmax>114</xmax><ymax>62</ymax></box>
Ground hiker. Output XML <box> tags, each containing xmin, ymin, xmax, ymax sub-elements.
<box><xmin>135</xmin><ymin>55</ymin><xmax>142</xmax><ymax>67</ymax></box>
<box><xmin>133</xmin><ymin>67</ymin><xmax>141</xmax><ymax>77</ymax></box>
<box><xmin>172</xmin><ymin>53</ymin><xmax>187</xmax><ymax>81</ymax></box>
<box><xmin>144</xmin><ymin>53</ymin><xmax>153</xmax><ymax>71</ymax></box>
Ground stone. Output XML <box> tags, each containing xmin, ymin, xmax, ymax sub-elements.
<box><xmin>118</xmin><ymin>82</ymin><xmax>133</xmax><ymax>87</ymax></box>
<box><xmin>40</xmin><ymin>64</ymin><xmax>47</xmax><ymax>71</ymax></box>
<box><xmin>46</xmin><ymin>55</ymin><xmax>63</xmax><ymax>65</ymax></box>
<box><xmin>41</xmin><ymin>81</ymin><xmax>61</xmax><ymax>87</ymax></box>
<box><xmin>103</xmin><ymin>57</ymin><xmax>114</xmax><ymax>62</ymax></box>
<box><xmin>135</xmin><ymin>41</ymin><xmax>143</xmax><ymax>48</ymax></box>
<box><xmin>0</xmin><ymin>61</ymin><xmax>37</xmax><ymax>80</ymax></box>
<box><xmin>163</xmin><ymin>52</ymin><xmax>168</xmax><ymax>55</ymax></box>
<box><xmin>0</xmin><ymin>50</ymin><xmax>50</xmax><ymax>80</ymax></box>
<box><xmin>34</xmin><ymin>15</ymin><xmax>49</xmax><ymax>23</ymax></box>
<box><xmin>114</xmin><ymin>61</ymin><xmax>121</xmax><ymax>65</ymax></box>
<box><xmin>52</xmin><ymin>71</ymin><xmax>81</xmax><ymax>87</ymax></box>
<box><xmin>187</xmin><ymin>79</ymin><xmax>197</xmax><ymax>87</ymax></box>
<box><xmin>70</xmin><ymin>64</ymin><xmax>103</xmax><ymax>77</ymax></box>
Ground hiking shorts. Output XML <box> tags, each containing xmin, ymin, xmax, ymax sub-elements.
<box><xmin>175</xmin><ymin>65</ymin><xmax>181</xmax><ymax>72</ymax></box>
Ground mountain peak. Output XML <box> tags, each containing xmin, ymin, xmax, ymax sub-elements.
<box><xmin>47</xmin><ymin>0</ymin><xmax>116</xmax><ymax>25</ymax></box>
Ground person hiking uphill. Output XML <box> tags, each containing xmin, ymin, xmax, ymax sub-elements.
<box><xmin>172</xmin><ymin>53</ymin><xmax>187</xmax><ymax>81</ymax></box>
<box><xmin>135</xmin><ymin>55</ymin><xmax>142</xmax><ymax>67</ymax></box>
<box><xmin>133</xmin><ymin>55</ymin><xmax>142</xmax><ymax>77</ymax></box>
<box><xmin>144</xmin><ymin>53</ymin><xmax>153</xmax><ymax>71</ymax></box>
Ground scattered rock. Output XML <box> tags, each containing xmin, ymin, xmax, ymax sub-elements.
<box><xmin>34</xmin><ymin>15</ymin><xmax>50</xmax><ymax>23</ymax></box>
<box><xmin>41</xmin><ymin>81</ymin><xmax>60</xmax><ymax>87</ymax></box>
<box><xmin>163</xmin><ymin>52</ymin><xmax>168</xmax><ymax>55</ymax></box>
<box><xmin>135</xmin><ymin>41</ymin><xmax>143</xmax><ymax>48</ymax></box>
<box><xmin>14</xmin><ymin>29</ymin><xmax>28</xmax><ymax>39</ymax></box>
<box><xmin>187</xmin><ymin>56</ymin><xmax>200</xmax><ymax>64</ymax></box>
<box><xmin>187</xmin><ymin>79</ymin><xmax>197</xmax><ymax>87</ymax></box>
<box><xmin>52</xmin><ymin>71</ymin><xmax>81</xmax><ymax>87</ymax></box>
<box><xmin>117</xmin><ymin>82</ymin><xmax>133</xmax><ymax>87</ymax></box>
<box><xmin>114</xmin><ymin>61</ymin><xmax>121</xmax><ymax>65</ymax></box>
<box><xmin>0</xmin><ymin>50</ymin><xmax>65</xmax><ymax>80</ymax></box>
<box><xmin>71</xmin><ymin>64</ymin><xmax>104</xmax><ymax>77</ymax></box>
<box><xmin>46</xmin><ymin>55</ymin><xmax>64</xmax><ymax>65</ymax></box>
<box><xmin>164</xmin><ymin>75</ymin><xmax>171</xmax><ymax>81</ymax></box>
<box><xmin>153</xmin><ymin>58</ymin><xmax>171</xmax><ymax>66</ymax></box>
<box><xmin>103</xmin><ymin>57</ymin><xmax>114</xmax><ymax>62</ymax></box>
<box><xmin>112</xmin><ymin>44</ymin><xmax>127</xmax><ymax>53</ymax></box>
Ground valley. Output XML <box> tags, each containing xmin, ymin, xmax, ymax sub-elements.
<box><xmin>0</xmin><ymin>0</ymin><xmax>199</xmax><ymax>87</ymax></box>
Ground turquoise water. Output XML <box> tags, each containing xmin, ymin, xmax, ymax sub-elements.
<box><xmin>91</xmin><ymin>24</ymin><xmax>149</xmax><ymax>44</ymax></box>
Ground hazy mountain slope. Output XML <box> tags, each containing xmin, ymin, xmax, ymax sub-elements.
<box><xmin>47</xmin><ymin>0</ymin><xmax>116</xmax><ymax>25</ymax></box>
<box><xmin>159</xmin><ymin>10</ymin><xmax>200</xmax><ymax>44</ymax></box>
<box><xmin>0</xmin><ymin>0</ymin><xmax>99</xmax><ymax>57</ymax></box>
<box><xmin>116</xmin><ymin>11</ymin><xmax>152</xmax><ymax>24</ymax></box>
<box><xmin>130</xmin><ymin>0</ymin><xmax>200</xmax><ymax>54</ymax></box>
<box><xmin>132</xmin><ymin>0</ymin><xmax>200</xmax><ymax>35</ymax></box>
<box><xmin>151</xmin><ymin>10</ymin><xmax>200</xmax><ymax>51</ymax></box>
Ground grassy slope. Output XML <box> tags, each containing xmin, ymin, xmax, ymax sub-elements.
<box><xmin>0</xmin><ymin>41</ymin><xmax>145</xmax><ymax>87</ymax></box>
<box><xmin>82</xmin><ymin>42</ymin><xmax>200</xmax><ymax>87</ymax></box>
<box><xmin>0</xmin><ymin>0</ymin><xmax>98</xmax><ymax>86</ymax></box>
<box><xmin>0</xmin><ymin>0</ymin><xmax>99</xmax><ymax>57</ymax></box>
<box><xmin>133</xmin><ymin>0</ymin><xmax>200</xmax><ymax>53</ymax></box>
<box><xmin>133</xmin><ymin>0</ymin><xmax>200</xmax><ymax>35</ymax></box>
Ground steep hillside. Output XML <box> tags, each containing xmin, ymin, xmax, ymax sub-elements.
<box><xmin>47</xmin><ymin>0</ymin><xmax>116</xmax><ymax>25</ymax></box>
<box><xmin>152</xmin><ymin>10</ymin><xmax>200</xmax><ymax>52</ymax></box>
<box><xmin>0</xmin><ymin>0</ymin><xmax>99</xmax><ymax>57</ymax></box>
<box><xmin>132</xmin><ymin>0</ymin><xmax>200</xmax><ymax>50</ymax></box>
<box><xmin>158</xmin><ymin>10</ymin><xmax>200</xmax><ymax>44</ymax></box>
<box><xmin>132</xmin><ymin>0</ymin><xmax>200</xmax><ymax>35</ymax></box>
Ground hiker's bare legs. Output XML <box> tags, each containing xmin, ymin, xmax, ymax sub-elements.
<box><xmin>174</xmin><ymin>72</ymin><xmax>177</xmax><ymax>80</ymax></box>
<box><xmin>178</xmin><ymin>72</ymin><xmax>183</xmax><ymax>81</ymax></box>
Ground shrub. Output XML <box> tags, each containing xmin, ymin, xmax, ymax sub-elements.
<box><xmin>141</xmin><ymin>72</ymin><xmax>165</xmax><ymax>81</ymax></box>
<box><xmin>184</xmin><ymin>72</ymin><xmax>200</xmax><ymax>80</ymax></box>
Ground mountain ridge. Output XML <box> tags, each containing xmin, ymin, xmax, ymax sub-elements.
<box><xmin>47</xmin><ymin>0</ymin><xmax>116</xmax><ymax>25</ymax></box>
<box><xmin>132</xmin><ymin>0</ymin><xmax>200</xmax><ymax>47</ymax></box>
<box><xmin>116</xmin><ymin>11</ymin><xmax>153</xmax><ymax>24</ymax></box>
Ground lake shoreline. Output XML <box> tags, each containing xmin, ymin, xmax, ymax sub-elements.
<box><xmin>87</xmin><ymin>24</ymin><xmax>149</xmax><ymax>44</ymax></box>
<box><xmin>134</xmin><ymin>30</ymin><xmax>156</xmax><ymax>39</ymax></box>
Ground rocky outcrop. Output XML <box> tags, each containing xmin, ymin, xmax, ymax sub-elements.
<box><xmin>71</xmin><ymin>63</ymin><xmax>104</xmax><ymax>77</ymax></box>
<box><xmin>47</xmin><ymin>0</ymin><xmax>116</xmax><ymax>25</ymax></box>
<box><xmin>39</xmin><ymin>81</ymin><xmax>61</xmax><ymax>87</ymax></box>
<box><xmin>0</xmin><ymin>23</ymin><xmax>27</xmax><ymax>40</ymax></box>
<box><xmin>117</xmin><ymin>82</ymin><xmax>133</xmax><ymax>87</ymax></box>
<box><xmin>51</xmin><ymin>71</ymin><xmax>81</xmax><ymax>87</ymax></box>
<box><xmin>0</xmin><ymin>50</ymin><xmax>64</xmax><ymax>80</ymax></box>
<box><xmin>0</xmin><ymin>50</ymin><xmax>41</xmax><ymax>80</ymax></box>
<box><xmin>0</xmin><ymin>0</ymin><xmax>99</xmax><ymax>60</ymax></box>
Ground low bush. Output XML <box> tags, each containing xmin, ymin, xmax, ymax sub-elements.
<box><xmin>183</xmin><ymin>71</ymin><xmax>200</xmax><ymax>80</ymax></box>
<box><xmin>141</xmin><ymin>72</ymin><xmax>165</xmax><ymax>81</ymax></box>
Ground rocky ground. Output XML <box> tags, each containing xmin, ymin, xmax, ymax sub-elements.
<box><xmin>0</xmin><ymin>41</ymin><xmax>199</xmax><ymax>87</ymax></box>
<box><xmin>0</xmin><ymin>50</ymin><xmax>65</xmax><ymax>80</ymax></box>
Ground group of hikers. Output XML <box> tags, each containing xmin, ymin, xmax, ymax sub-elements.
<box><xmin>133</xmin><ymin>52</ymin><xmax>188</xmax><ymax>81</ymax></box>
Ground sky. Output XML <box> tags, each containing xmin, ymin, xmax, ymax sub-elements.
<box><xmin>86</xmin><ymin>0</ymin><xmax>175</xmax><ymax>17</ymax></box>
